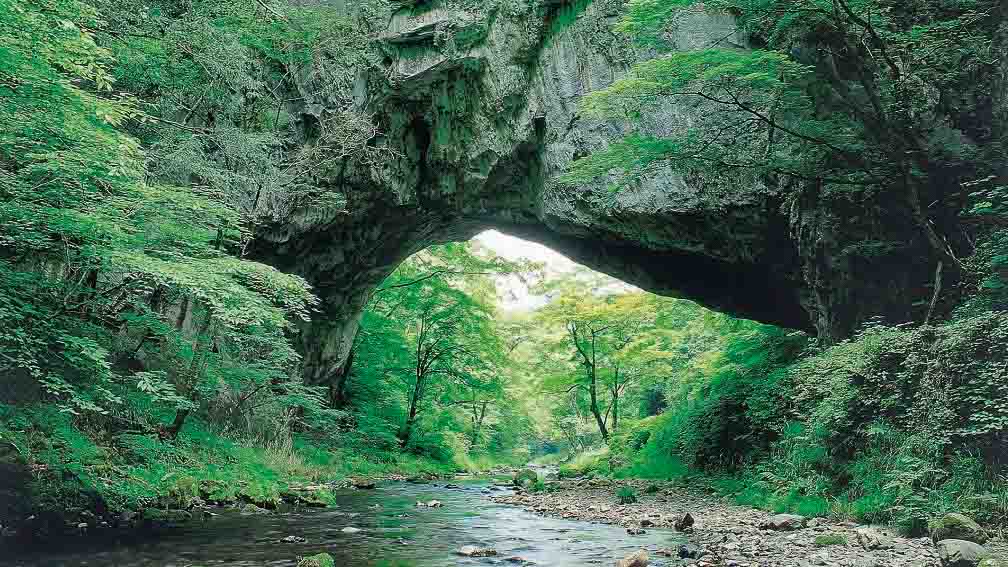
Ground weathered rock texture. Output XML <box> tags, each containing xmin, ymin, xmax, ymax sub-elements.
<box><xmin>251</xmin><ymin>0</ymin><xmax>981</xmax><ymax>383</ymax></box>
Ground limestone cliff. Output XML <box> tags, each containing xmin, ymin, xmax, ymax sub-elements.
<box><xmin>250</xmin><ymin>0</ymin><xmax>985</xmax><ymax>384</ymax></box>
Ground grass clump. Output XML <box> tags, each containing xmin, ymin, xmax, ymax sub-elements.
<box><xmin>616</xmin><ymin>485</ymin><xmax>638</xmax><ymax>504</ymax></box>
<box><xmin>814</xmin><ymin>534</ymin><xmax>848</xmax><ymax>547</ymax></box>
<box><xmin>559</xmin><ymin>447</ymin><xmax>609</xmax><ymax>478</ymax></box>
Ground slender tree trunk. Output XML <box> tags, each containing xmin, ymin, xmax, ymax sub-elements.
<box><xmin>470</xmin><ymin>400</ymin><xmax>488</xmax><ymax>448</ymax></box>
<box><xmin>401</xmin><ymin>370</ymin><xmax>424</xmax><ymax>447</ymax></box>
<box><xmin>588</xmin><ymin>333</ymin><xmax>609</xmax><ymax>441</ymax></box>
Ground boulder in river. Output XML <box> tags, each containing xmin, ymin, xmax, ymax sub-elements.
<box><xmin>761</xmin><ymin>513</ymin><xmax>806</xmax><ymax>531</ymax></box>
<box><xmin>415</xmin><ymin>499</ymin><xmax>442</xmax><ymax>508</ymax></box>
<box><xmin>239</xmin><ymin>503</ymin><xmax>271</xmax><ymax>516</ymax></box>
<box><xmin>616</xmin><ymin>549</ymin><xmax>648</xmax><ymax>567</ymax></box>
<box><xmin>513</xmin><ymin>469</ymin><xmax>538</xmax><ymax>487</ymax></box>
<box><xmin>626</xmin><ymin>527</ymin><xmax>646</xmax><ymax>535</ymax></box>
<box><xmin>931</xmin><ymin>513</ymin><xmax>988</xmax><ymax>544</ymax></box>
<box><xmin>936</xmin><ymin>539</ymin><xmax>987</xmax><ymax>567</ymax></box>
<box><xmin>456</xmin><ymin>545</ymin><xmax>498</xmax><ymax>557</ymax></box>
<box><xmin>341</xmin><ymin>526</ymin><xmax>362</xmax><ymax>534</ymax></box>
<box><xmin>674</xmin><ymin>512</ymin><xmax>694</xmax><ymax>532</ymax></box>
<box><xmin>350</xmin><ymin>477</ymin><xmax>376</xmax><ymax>490</ymax></box>
<box><xmin>280</xmin><ymin>535</ymin><xmax>307</xmax><ymax>543</ymax></box>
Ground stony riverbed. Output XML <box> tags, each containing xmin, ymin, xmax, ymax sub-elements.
<box><xmin>491</xmin><ymin>478</ymin><xmax>1007</xmax><ymax>567</ymax></box>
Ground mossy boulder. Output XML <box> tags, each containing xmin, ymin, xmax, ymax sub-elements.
<box><xmin>297</xmin><ymin>552</ymin><xmax>335</xmax><ymax>567</ymax></box>
<box><xmin>930</xmin><ymin>513</ymin><xmax>988</xmax><ymax>544</ymax></box>
<box><xmin>349</xmin><ymin>477</ymin><xmax>376</xmax><ymax>489</ymax></box>
<box><xmin>513</xmin><ymin>468</ymin><xmax>538</xmax><ymax>487</ymax></box>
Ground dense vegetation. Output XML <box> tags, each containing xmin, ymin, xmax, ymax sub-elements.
<box><xmin>0</xmin><ymin>0</ymin><xmax>532</xmax><ymax>536</ymax></box>
<box><xmin>544</xmin><ymin>0</ymin><xmax>1008</xmax><ymax>536</ymax></box>
<box><xmin>1</xmin><ymin>0</ymin><xmax>1006</xmax><ymax>547</ymax></box>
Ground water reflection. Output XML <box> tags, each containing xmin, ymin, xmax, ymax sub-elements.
<box><xmin>2</xmin><ymin>479</ymin><xmax>684</xmax><ymax>566</ymax></box>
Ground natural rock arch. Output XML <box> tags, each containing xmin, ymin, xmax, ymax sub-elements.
<box><xmin>251</xmin><ymin>0</ymin><xmax>941</xmax><ymax>386</ymax></box>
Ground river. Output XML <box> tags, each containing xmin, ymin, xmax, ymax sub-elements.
<box><xmin>1</xmin><ymin>476</ymin><xmax>685</xmax><ymax>566</ymax></box>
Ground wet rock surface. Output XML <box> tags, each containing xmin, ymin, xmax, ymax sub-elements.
<box><xmin>491</xmin><ymin>480</ymin><xmax>1008</xmax><ymax>567</ymax></box>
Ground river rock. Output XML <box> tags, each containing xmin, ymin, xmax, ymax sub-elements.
<box><xmin>280</xmin><ymin>535</ymin><xmax>307</xmax><ymax>543</ymax></box>
<box><xmin>239</xmin><ymin>503</ymin><xmax>271</xmax><ymax>515</ymax></box>
<box><xmin>626</xmin><ymin>527</ymin><xmax>646</xmax><ymax>535</ymax></box>
<box><xmin>616</xmin><ymin>549</ymin><xmax>648</xmax><ymax>567</ymax></box>
<box><xmin>762</xmin><ymin>513</ymin><xmax>806</xmax><ymax>531</ymax></box>
<box><xmin>350</xmin><ymin>477</ymin><xmax>376</xmax><ymax>490</ymax></box>
<box><xmin>855</xmin><ymin>527</ymin><xmax>894</xmax><ymax>550</ymax></box>
<box><xmin>297</xmin><ymin>552</ymin><xmax>335</xmax><ymax>567</ymax></box>
<box><xmin>415</xmin><ymin>499</ymin><xmax>442</xmax><ymax>508</ymax></box>
<box><xmin>514</xmin><ymin>469</ymin><xmax>538</xmax><ymax>487</ymax></box>
<box><xmin>936</xmin><ymin>539</ymin><xmax>987</xmax><ymax>567</ymax></box>
<box><xmin>678</xmin><ymin>544</ymin><xmax>702</xmax><ymax>559</ymax></box>
<box><xmin>341</xmin><ymin>526</ymin><xmax>362</xmax><ymax>534</ymax></box>
<box><xmin>675</xmin><ymin>512</ymin><xmax>695</xmax><ymax>532</ymax></box>
<box><xmin>456</xmin><ymin>545</ymin><xmax>498</xmax><ymax>557</ymax></box>
<box><xmin>931</xmin><ymin>513</ymin><xmax>988</xmax><ymax>544</ymax></box>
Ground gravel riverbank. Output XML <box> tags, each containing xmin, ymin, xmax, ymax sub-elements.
<box><xmin>491</xmin><ymin>479</ymin><xmax>1006</xmax><ymax>567</ymax></box>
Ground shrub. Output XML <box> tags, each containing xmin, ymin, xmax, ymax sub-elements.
<box><xmin>616</xmin><ymin>486</ymin><xmax>638</xmax><ymax>504</ymax></box>
<box><xmin>559</xmin><ymin>448</ymin><xmax>609</xmax><ymax>478</ymax></box>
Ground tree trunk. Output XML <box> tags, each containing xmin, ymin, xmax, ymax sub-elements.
<box><xmin>588</xmin><ymin>336</ymin><xmax>609</xmax><ymax>441</ymax></box>
<box><xmin>159</xmin><ymin>409</ymin><xmax>190</xmax><ymax>440</ymax></box>
<box><xmin>611</xmin><ymin>391</ymin><xmax>618</xmax><ymax>434</ymax></box>
<box><xmin>470</xmin><ymin>400</ymin><xmax>488</xmax><ymax>448</ymax></box>
<box><xmin>400</xmin><ymin>370</ymin><xmax>424</xmax><ymax>447</ymax></box>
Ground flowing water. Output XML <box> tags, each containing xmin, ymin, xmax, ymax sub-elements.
<box><xmin>1</xmin><ymin>477</ymin><xmax>685</xmax><ymax>566</ymax></box>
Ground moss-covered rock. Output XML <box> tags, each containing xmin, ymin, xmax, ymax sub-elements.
<box><xmin>297</xmin><ymin>552</ymin><xmax>335</xmax><ymax>567</ymax></box>
<box><xmin>141</xmin><ymin>508</ymin><xmax>193</xmax><ymax>523</ymax></box>
<box><xmin>930</xmin><ymin>513</ymin><xmax>988</xmax><ymax>544</ymax></box>
<box><xmin>513</xmin><ymin>468</ymin><xmax>538</xmax><ymax>487</ymax></box>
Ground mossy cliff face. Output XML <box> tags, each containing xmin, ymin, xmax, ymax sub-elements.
<box><xmin>250</xmin><ymin>0</ymin><xmax>981</xmax><ymax>381</ymax></box>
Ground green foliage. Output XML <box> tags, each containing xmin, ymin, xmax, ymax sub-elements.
<box><xmin>615</xmin><ymin>485</ymin><xmax>638</xmax><ymax>504</ymax></box>
<box><xmin>0</xmin><ymin>0</ymin><xmax>479</xmax><ymax>525</ymax></box>
<box><xmin>569</xmin><ymin>0</ymin><xmax>1004</xmax><ymax>284</ymax></box>
<box><xmin>349</xmin><ymin>242</ymin><xmax>536</xmax><ymax>469</ymax></box>
<box><xmin>558</xmin><ymin>447</ymin><xmax>610</xmax><ymax>478</ymax></box>
<box><xmin>298</xmin><ymin>552</ymin><xmax>336</xmax><ymax>567</ymax></box>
